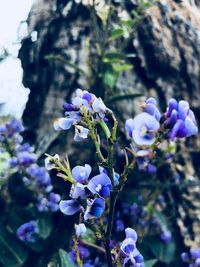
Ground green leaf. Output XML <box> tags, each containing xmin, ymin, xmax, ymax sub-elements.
<box><xmin>0</xmin><ymin>228</ymin><xmax>28</xmax><ymax>267</ymax></box>
<box><xmin>150</xmin><ymin>238</ymin><xmax>176</xmax><ymax>264</ymax></box>
<box><xmin>103</xmin><ymin>71</ymin><xmax>118</xmax><ymax>89</ymax></box>
<box><xmin>145</xmin><ymin>259</ymin><xmax>158</xmax><ymax>267</ymax></box>
<box><xmin>103</xmin><ymin>52</ymin><xmax>125</xmax><ymax>63</ymax></box>
<box><xmin>37</xmin><ymin>217</ymin><xmax>53</xmax><ymax>239</ymax></box>
<box><xmin>112</xmin><ymin>64</ymin><xmax>133</xmax><ymax>72</ymax></box>
<box><xmin>120</xmin><ymin>19</ymin><xmax>135</xmax><ymax>27</ymax></box>
<box><xmin>154</xmin><ymin>211</ymin><xmax>168</xmax><ymax>232</ymax></box>
<box><xmin>105</xmin><ymin>93</ymin><xmax>143</xmax><ymax>104</ymax></box>
<box><xmin>110</xmin><ymin>28</ymin><xmax>124</xmax><ymax>40</ymax></box>
<box><xmin>82</xmin><ymin>228</ymin><xmax>95</xmax><ymax>244</ymax></box>
<box><xmin>59</xmin><ymin>249</ymin><xmax>76</xmax><ymax>267</ymax></box>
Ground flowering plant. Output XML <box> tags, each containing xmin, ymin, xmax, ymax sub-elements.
<box><xmin>44</xmin><ymin>89</ymin><xmax>198</xmax><ymax>267</ymax></box>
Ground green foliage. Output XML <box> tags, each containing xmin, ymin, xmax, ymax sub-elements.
<box><xmin>144</xmin><ymin>259</ymin><xmax>158</xmax><ymax>267</ymax></box>
<box><xmin>0</xmin><ymin>227</ymin><xmax>28</xmax><ymax>267</ymax></box>
<box><xmin>149</xmin><ymin>238</ymin><xmax>176</xmax><ymax>264</ymax></box>
<box><xmin>37</xmin><ymin>217</ymin><xmax>53</xmax><ymax>239</ymax></box>
<box><xmin>59</xmin><ymin>249</ymin><xmax>76</xmax><ymax>267</ymax></box>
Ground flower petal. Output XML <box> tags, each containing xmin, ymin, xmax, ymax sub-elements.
<box><xmin>59</xmin><ymin>200</ymin><xmax>81</xmax><ymax>215</ymax></box>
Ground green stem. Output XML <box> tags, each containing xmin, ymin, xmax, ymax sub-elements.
<box><xmin>98</xmin><ymin>119</ymin><xmax>111</xmax><ymax>139</ymax></box>
<box><xmin>104</xmin><ymin>191</ymin><xmax>118</xmax><ymax>267</ymax></box>
<box><xmin>83</xmin><ymin>112</ymin><xmax>105</xmax><ymax>164</ymax></box>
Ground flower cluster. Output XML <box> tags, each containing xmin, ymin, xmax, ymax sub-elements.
<box><xmin>125</xmin><ymin>97</ymin><xmax>198</xmax><ymax>146</ymax></box>
<box><xmin>120</xmin><ymin>228</ymin><xmax>144</xmax><ymax>267</ymax></box>
<box><xmin>47</xmin><ymin>159</ymin><xmax>112</xmax><ymax>220</ymax></box>
<box><xmin>45</xmin><ymin>91</ymin><xmax>198</xmax><ymax>267</ymax></box>
<box><xmin>54</xmin><ymin>89</ymin><xmax>108</xmax><ymax>141</ymax></box>
<box><xmin>164</xmin><ymin>99</ymin><xmax>198</xmax><ymax>140</ymax></box>
<box><xmin>17</xmin><ymin>220</ymin><xmax>39</xmax><ymax>243</ymax></box>
<box><xmin>0</xmin><ymin>119</ymin><xmax>60</xmax><ymax>243</ymax></box>
<box><xmin>115</xmin><ymin>199</ymin><xmax>172</xmax><ymax>245</ymax></box>
<box><xmin>181</xmin><ymin>248</ymin><xmax>200</xmax><ymax>267</ymax></box>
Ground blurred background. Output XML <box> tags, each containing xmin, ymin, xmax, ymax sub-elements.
<box><xmin>1</xmin><ymin>0</ymin><xmax>200</xmax><ymax>266</ymax></box>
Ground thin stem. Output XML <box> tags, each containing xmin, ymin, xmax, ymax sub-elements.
<box><xmin>80</xmin><ymin>240</ymin><xmax>106</xmax><ymax>254</ymax></box>
<box><xmin>83</xmin><ymin>111</ymin><xmax>106</xmax><ymax>164</ymax></box>
<box><xmin>104</xmin><ymin>191</ymin><xmax>118</xmax><ymax>267</ymax></box>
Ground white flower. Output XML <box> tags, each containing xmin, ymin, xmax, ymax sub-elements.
<box><xmin>75</xmin><ymin>223</ymin><xmax>87</xmax><ymax>237</ymax></box>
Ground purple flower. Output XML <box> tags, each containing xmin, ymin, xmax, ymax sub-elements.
<box><xmin>70</xmin><ymin>183</ymin><xmax>86</xmax><ymax>199</ymax></box>
<box><xmin>70</xmin><ymin>164</ymin><xmax>92</xmax><ymax>199</ymax></box>
<box><xmin>120</xmin><ymin>228</ymin><xmax>144</xmax><ymax>267</ymax></box>
<box><xmin>47</xmin><ymin>192</ymin><xmax>61</xmax><ymax>212</ymax></box>
<box><xmin>74</xmin><ymin>126</ymin><xmax>89</xmax><ymax>141</ymax></box>
<box><xmin>116</xmin><ymin>220</ymin><xmax>125</xmax><ymax>232</ymax></box>
<box><xmin>99</xmin><ymin>167</ymin><xmax>120</xmax><ymax>186</ymax></box>
<box><xmin>54</xmin><ymin>117</ymin><xmax>78</xmax><ymax>131</ymax></box>
<box><xmin>59</xmin><ymin>199</ymin><xmax>82</xmax><ymax>215</ymax></box>
<box><xmin>125</xmin><ymin>113</ymin><xmax>160</xmax><ymax>146</ymax></box>
<box><xmin>84</xmin><ymin>198</ymin><xmax>105</xmax><ymax>220</ymax></box>
<box><xmin>9</xmin><ymin>157</ymin><xmax>18</xmax><ymax>168</ymax></box>
<box><xmin>5</xmin><ymin>119</ymin><xmax>24</xmax><ymax>137</ymax></box>
<box><xmin>147</xmin><ymin>164</ymin><xmax>157</xmax><ymax>174</ymax></box>
<box><xmin>87</xmin><ymin>173</ymin><xmax>112</xmax><ymax>198</ymax></box>
<box><xmin>92</xmin><ymin>97</ymin><xmax>107</xmax><ymax>118</ymax></box>
<box><xmin>141</xmin><ymin>97</ymin><xmax>161</xmax><ymax>121</ymax></box>
<box><xmin>160</xmin><ymin>230</ymin><xmax>172</xmax><ymax>244</ymax></box>
<box><xmin>72</xmin><ymin>164</ymin><xmax>91</xmax><ymax>183</ymax></box>
<box><xmin>181</xmin><ymin>252</ymin><xmax>190</xmax><ymax>263</ymax></box>
<box><xmin>26</xmin><ymin>164</ymin><xmax>52</xmax><ymax>188</ymax></box>
<box><xmin>17</xmin><ymin>151</ymin><xmax>36</xmax><ymax>165</ymax></box>
<box><xmin>72</xmin><ymin>89</ymin><xmax>95</xmax><ymax>110</ymax></box>
<box><xmin>164</xmin><ymin>99</ymin><xmax>198</xmax><ymax>140</ymax></box>
<box><xmin>190</xmin><ymin>248</ymin><xmax>200</xmax><ymax>259</ymax></box>
<box><xmin>17</xmin><ymin>220</ymin><xmax>39</xmax><ymax>243</ymax></box>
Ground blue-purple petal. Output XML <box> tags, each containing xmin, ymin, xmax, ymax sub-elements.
<box><xmin>59</xmin><ymin>200</ymin><xmax>81</xmax><ymax>215</ymax></box>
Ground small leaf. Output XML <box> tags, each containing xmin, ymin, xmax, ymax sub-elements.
<box><xmin>82</xmin><ymin>228</ymin><xmax>95</xmax><ymax>244</ymax></box>
<box><xmin>37</xmin><ymin>217</ymin><xmax>53</xmax><ymax>239</ymax></box>
<box><xmin>103</xmin><ymin>52</ymin><xmax>125</xmax><ymax>63</ymax></box>
<box><xmin>112</xmin><ymin>64</ymin><xmax>133</xmax><ymax>72</ymax></box>
<box><xmin>59</xmin><ymin>249</ymin><xmax>76</xmax><ymax>267</ymax></box>
<box><xmin>110</xmin><ymin>28</ymin><xmax>124</xmax><ymax>40</ymax></box>
<box><xmin>150</xmin><ymin>237</ymin><xmax>176</xmax><ymax>264</ymax></box>
<box><xmin>103</xmin><ymin>71</ymin><xmax>118</xmax><ymax>89</ymax></box>
<box><xmin>145</xmin><ymin>259</ymin><xmax>158</xmax><ymax>267</ymax></box>
<box><xmin>105</xmin><ymin>93</ymin><xmax>143</xmax><ymax>104</ymax></box>
<box><xmin>154</xmin><ymin>211</ymin><xmax>168</xmax><ymax>232</ymax></box>
<box><xmin>120</xmin><ymin>19</ymin><xmax>135</xmax><ymax>27</ymax></box>
<box><xmin>0</xmin><ymin>228</ymin><xmax>28</xmax><ymax>267</ymax></box>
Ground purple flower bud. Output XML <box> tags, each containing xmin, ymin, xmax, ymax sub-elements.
<box><xmin>190</xmin><ymin>248</ymin><xmax>200</xmax><ymax>259</ymax></box>
<box><xmin>164</xmin><ymin>99</ymin><xmax>198</xmax><ymax>140</ymax></box>
<box><xmin>160</xmin><ymin>230</ymin><xmax>172</xmax><ymax>244</ymax></box>
<box><xmin>17</xmin><ymin>151</ymin><xmax>36</xmax><ymax>165</ymax></box>
<box><xmin>147</xmin><ymin>164</ymin><xmax>157</xmax><ymax>174</ymax></box>
<box><xmin>141</xmin><ymin>97</ymin><xmax>161</xmax><ymax>121</ymax></box>
<box><xmin>181</xmin><ymin>252</ymin><xmax>190</xmax><ymax>263</ymax></box>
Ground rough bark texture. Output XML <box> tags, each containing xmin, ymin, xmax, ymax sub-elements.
<box><xmin>19</xmin><ymin>0</ymin><xmax>200</xmax><ymax>248</ymax></box>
